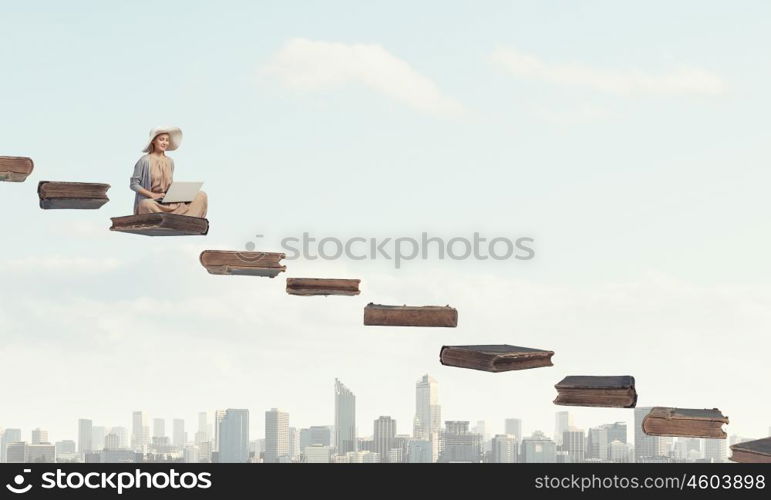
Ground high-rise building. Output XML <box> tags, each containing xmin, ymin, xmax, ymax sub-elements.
<box><xmin>110</xmin><ymin>427</ymin><xmax>129</xmax><ymax>449</ymax></box>
<box><xmin>91</xmin><ymin>426</ymin><xmax>106</xmax><ymax>452</ymax></box>
<box><xmin>6</xmin><ymin>442</ymin><xmax>27</xmax><ymax>463</ymax></box>
<box><xmin>197</xmin><ymin>412</ymin><xmax>209</xmax><ymax>442</ymax></box>
<box><xmin>505</xmin><ymin>419</ymin><xmax>522</xmax><ymax>441</ymax></box>
<box><xmin>635</xmin><ymin>407</ymin><xmax>662</xmax><ymax>462</ymax></box>
<box><xmin>704</xmin><ymin>438</ymin><xmax>727</xmax><ymax>463</ymax></box>
<box><xmin>173</xmin><ymin>419</ymin><xmax>186</xmax><ymax>448</ymax></box>
<box><xmin>554</xmin><ymin>412</ymin><xmax>572</xmax><ymax>446</ymax></box>
<box><xmin>374</xmin><ymin>416</ymin><xmax>397</xmax><ymax>463</ymax></box>
<box><xmin>214</xmin><ymin>410</ymin><xmax>226</xmax><ymax>452</ymax></box>
<box><xmin>264</xmin><ymin>408</ymin><xmax>289</xmax><ymax>463</ymax></box>
<box><xmin>609</xmin><ymin>440</ymin><xmax>633</xmax><ymax>463</ymax></box>
<box><xmin>288</xmin><ymin>427</ymin><xmax>300</xmax><ymax>460</ymax></box>
<box><xmin>521</xmin><ymin>431</ymin><xmax>557</xmax><ymax>463</ymax></box>
<box><xmin>413</xmin><ymin>375</ymin><xmax>441</xmax><ymax>443</ymax></box>
<box><xmin>31</xmin><ymin>428</ymin><xmax>48</xmax><ymax>445</ymax></box>
<box><xmin>334</xmin><ymin>379</ymin><xmax>356</xmax><ymax>455</ymax></box>
<box><xmin>218</xmin><ymin>409</ymin><xmax>249</xmax><ymax>463</ymax></box>
<box><xmin>55</xmin><ymin>440</ymin><xmax>76</xmax><ymax>456</ymax></box>
<box><xmin>104</xmin><ymin>433</ymin><xmax>121</xmax><ymax>451</ymax></box>
<box><xmin>153</xmin><ymin>419</ymin><xmax>165</xmax><ymax>439</ymax></box>
<box><xmin>492</xmin><ymin>434</ymin><xmax>518</xmax><ymax>463</ymax></box>
<box><xmin>587</xmin><ymin>426</ymin><xmax>607</xmax><ymax>460</ymax></box>
<box><xmin>562</xmin><ymin>428</ymin><xmax>586</xmax><ymax>463</ymax></box>
<box><xmin>439</xmin><ymin>421</ymin><xmax>482</xmax><ymax>463</ymax></box>
<box><xmin>304</xmin><ymin>445</ymin><xmax>331</xmax><ymax>463</ymax></box>
<box><xmin>131</xmin><ymin>411</ymin><xmax>147</xmax><ymax>451</ymax></box>
<box><xmin>407</xmin><ymin>440</ymin><xmax>433</xmax><ymax>463</ymax></box>
<box><xmin>78</xmin><ymin>419</ymin><xmax>93</xmax><ymax>454</ymax></box>
<box><xmin>606</xmin><ymin>422</ymin><xmax>627</xmax><ymax>444</ymax></box>
<box><xmin>2</xmin><ymin>429</ymin><xmax>22</xmax><ymax>463</ymax></box>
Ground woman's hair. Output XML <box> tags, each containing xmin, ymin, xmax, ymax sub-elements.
<box><xmin>149</xmin><ymin>133</ymin><xmax>170</xmax><ymax>153</ymax></box>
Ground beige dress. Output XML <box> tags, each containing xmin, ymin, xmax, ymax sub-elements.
<box><xmin>136</xmin><ymin>155</ymin><xmax>208</xmax><ymax>217</ymax></box>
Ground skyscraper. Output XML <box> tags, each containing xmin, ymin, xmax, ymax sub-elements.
<box><xmin>704</xmin><ymin>438</ymin><xmax>727</xmax><ymax>463</ymax></box>
<box><xmin>505</xmin><ymin>419</ymin><xmax>522</xmax><ymax>441</ymax></box>
<box><xmin>131</xmin><ymin>411</ymin><xmax>147</xmax><ymax>451</ymax></box>
<box><xmin>439</xmin><ymin>421</ymin><xmax>482</xmax><ymax>463</ymax></box>
<box><xmin>214</xmin><ymin>410</ymin><xmax>226</xmax><ymax>452</ymax></box>
<box><xmin>173</xmin><ymin>419</ymin><xmax>186</xmax><ymax>448</ymax></box>
<box><xmin>413</xmin><ymin>375</ymin><xmax>441</xmax><ymax>442</ymax></box>
<box><xmin>521</xmin><ymin>431</ymin><xmax>557</xmax><ymax>463</ymax></box>
<box><xmin>153</xmin><ymin>418</ymin><xmax>166</xmax><ymax>439</ymax></box>
<box><xmin>334</xmin><ymin>379</ymin><xmax>356</xmax><ymax>455</ymax></box>
<box><xmin>554</xmin><ymin>412</ymin><xmax>572</xmax><ymax>446</ymax></box>
<box><xmin>31</xmin><ymin>428</ymin><xmax>48</xmax><ymax>445</ymax></box>
<box><xmin>218</xmin><ymin>409</ymin><xmax>249</xmax><ymax>463</ymax></box>
<box><xmin>91</xmin><ymin>426</ymin><xmax>106</xmax><ymax>452</ymax></box>
<box><xmin>562</xmin><ymin>428</ymin><xmax>586</xmax><ymax>463</ymax></box>
<box><xmin>492</xmin><ymin>434</ymin><xmax>518</xmax><ymax>463</ymax></box>
<box><xmin>374</xmin><ymin>416</ymin><xmax>397</xmax><ymax>462</ymax></box>
<box><xmin>264</xmin><ymin>408</ymin><xmax>289</xmax><ymax>463</ymax></box>
<box><xmin>110</xmin><ymin>427</ymin><xmax>129</xmax><ymax>449</ymax></box>
<box><xmin>1</xmin><ymin>429</ymin><xmax>22</xmax><ymax>463</ymax></box>
<box><xmin>78</xmin><ymin>419</ymin><xmax>93</xmax><ymax>454</ymax></box>
<box><xmin>197</xmin><ymin>412</ymin><xmax>209</xmax><ymax>442</ymax></box>
<box><xmin>288</xmin><ymin>427</ymin><xmax>300</xmax><ymax>460</ymax></box>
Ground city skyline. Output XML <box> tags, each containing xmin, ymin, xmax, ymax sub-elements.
<box><xmin>1</xmin><ymin>375</ymin><xmax>762</xmax><ymax>464</ymax></box>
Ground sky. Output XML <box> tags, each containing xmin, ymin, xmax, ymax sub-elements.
<box><xmin>1</xmin><ymin>1</ymin><xmax>770</xmax><ymax>444</ymax></box>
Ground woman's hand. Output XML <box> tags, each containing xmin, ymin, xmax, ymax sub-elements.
<box><xmin>151</xmin><ymin>192</ymin><xmax>166</xmax><ymax>200</ymax></box>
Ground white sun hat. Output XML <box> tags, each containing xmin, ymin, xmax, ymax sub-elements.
<box><xmin>142</xmin><ymin>126</ymin><xmax>183</xmax><ymax>153</ymax></box>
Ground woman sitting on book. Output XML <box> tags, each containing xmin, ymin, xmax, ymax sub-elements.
<box><xmin>130</xmin><ymin>126</ymin><xmax>208</xmax><ymax>217</ymax></box>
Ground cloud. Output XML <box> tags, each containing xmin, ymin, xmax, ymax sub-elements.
<box><xmin>490</xmin><ymin>47</ymin><xmax>727</xmax><ymax>96</ymax></box>
<box><xmin>262</xmin><ymin>38</ymin><xmax>464</xmax><ymax>116</ymax></box>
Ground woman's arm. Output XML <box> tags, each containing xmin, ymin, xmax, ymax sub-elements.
<box><xmin>130</xmin><ymin>157</ymin><xmax>164</xmax><ymax>199</ymax></box>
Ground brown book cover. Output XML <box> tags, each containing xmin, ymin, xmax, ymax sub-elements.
<box><xmin>110</xmin><ymin>213</ymin><xmax>209</xmax><ymax>236</ymax></box>
<box><xmin>363</xmin><ymin>303</ymin><xmax>457</xmax><ymax>327</ymax></box>
<box><xmin>200</xmin><ymin>250</ymin><xmax>286</xmax><ymax>277</ymax></box>
<box><xmin>440</xmin><ymin>345</ymin><xmax>554</xmax><ymax>372</ymax></box>
<box><xmin>0</xmin><ymin>156</ymin><xmax>34</xmax><ymax>182</ymax></box>
<box><xmin>730</xmin><ymin>437</ymin><xmax>771</xmax><ymax>463</ymax></box>
<box><xmin>553</xmin><ymin>376</ymin><xmax>637</xmax><ymax>408</ymax></box>
<box><xmin>38</xmin><ymin>181</ymin><xmax>111</xmax><ymax>210</ymax></box>
<box><xmin>286</xmin><ymin>278</ymin><xmax>360</xmax><ymax>296</ymax></box>
<box><xmin>642</xmin><ymin>407</ymin><xmax>728</xmax><ymax>439</ymax></box>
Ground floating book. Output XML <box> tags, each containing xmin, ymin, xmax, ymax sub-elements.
<box><xmin>363</xmin><ymin>304</ymin><xmax>457</xmax><ymax>327</ymax></box>
<box><xmin>110</xmin><ymin>213</ymin><xmax>209</xmax><ymax>236</ymax></box>
<box><xmin>38</xmin><ymin>181</ymin><xmax>110</xmax><ymax>209</ymax></box>
<box><xmin>439</xmin><ymin>345</ymin><xmax>554</xmax><ymax>372</ymax></box>
<box><xmin>0</xmin><ymin>156</ymin><xmax>34</xmax><ymax>182</ymax></box>
<box><xmin>200</xmin><ymin>250</ymin><xmax>286</xmax><ymax>277</ymax></box>
<box><xmin>286</xmin><ymin>278</ymin><xmax>360</xmax><ymax>296</ymax></box>
<box><xmin>730</xmin><ymin>437</ymin><xmax>771</xmax><ymax>463</ymax></box>
<box><xmin>553</xmin><ymin>376</ymin><xmax>637</xmax><ymax>408</ymax></box>
<box><xmin>642</xmin><ymin>407</ymin><xmax>728</xmax><ymax>439</ymax></box>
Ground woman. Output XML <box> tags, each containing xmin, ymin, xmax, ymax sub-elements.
<box><xmin>130</xmin><ymin>126</ymin><xmax>208</xmax><ymax>217</ymax></box>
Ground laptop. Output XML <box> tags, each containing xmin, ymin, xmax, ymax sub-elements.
<box><xmin>159</xmin><ymin>182</ymin><xmax>203</xmax><ymax>203</ymax></box>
